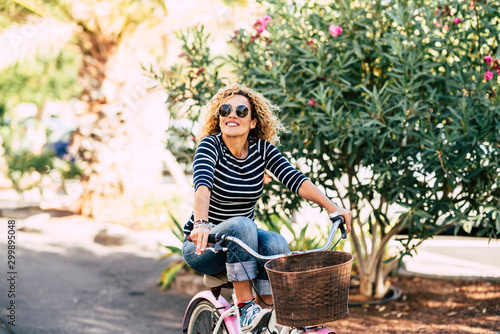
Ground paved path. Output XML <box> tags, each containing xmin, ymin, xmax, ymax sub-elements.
<box><xmin>0</xmin><ymin>212</ymin><xmax>191</xmax><ymax>334</ymax></box>
<box><xmin>397</xmin><ymin>236</ymin><xmax>500</xmax><ymax>280</ymax></box>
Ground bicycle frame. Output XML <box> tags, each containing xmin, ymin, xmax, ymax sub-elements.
<box><xmin>181</xmin><ymin>212</ymin><xmax>346</xmax><ymax>334</ymax></box>
<box><xmin>182</xmin><ymin>291</ymin><xmax>241</xmax><ymax>333</ymax></box>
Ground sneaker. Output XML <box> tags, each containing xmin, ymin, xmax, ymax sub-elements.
<box><xmin>240</xmin><ymin>302</ymin><xmax>271</xmax><ymax>332</ymax></box>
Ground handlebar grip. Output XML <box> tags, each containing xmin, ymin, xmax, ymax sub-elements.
<box><xmin>207</xmin><ymin>233</ymin><xmax>223</xmax><ymax>244</ymax></box>
<box><xmin>329</xmin><ymin>212</ymin><xmax>347</xmax><ymax>239</ymax></box>
<box><xmin>339</xmin><ymin>222</ymin><xmax>347</xmax><ymax>239</ymax></box>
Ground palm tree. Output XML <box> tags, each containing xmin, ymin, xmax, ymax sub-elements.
<box><xmin>0</xmin><ymin>0</ymin><xmax>255</xmax><ymax>220</ymax></box>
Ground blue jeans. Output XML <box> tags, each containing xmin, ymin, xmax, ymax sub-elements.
<box><xmin>182</xmin><ymin>216</ymin><xmax>290</xmax><ymax>295</ymax></box>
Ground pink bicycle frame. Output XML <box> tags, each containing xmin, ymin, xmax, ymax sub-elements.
<box><xmin>182</xmin><ymin>290</ymin><xmax>336</xmax><ymax>334</ymax></box>
<box><xmin>181</xmin><ymin>291</ymin><xmax>241</xmax><ymax>333</ymax></box>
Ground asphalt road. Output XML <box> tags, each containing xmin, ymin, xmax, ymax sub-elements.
<box><xmin>1</xmin><ymin>208</ymin><xmax>499</xmax><ymax>334</ymax></box>
<box><xmin>0</xmin><ymin>215</ymin><xmax>192</xmax><ymax>334</ymax></box>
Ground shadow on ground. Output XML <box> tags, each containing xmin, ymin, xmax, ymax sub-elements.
<box><xmin>0</xmin><ymin>242</ymin><xmax>191</xmax><ymax>334</ymax></box>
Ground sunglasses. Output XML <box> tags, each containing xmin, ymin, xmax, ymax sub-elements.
<box><xmin>218</xmin><ymin>104</ymin><xmax>251</xmax><ymax>118</ymax></box>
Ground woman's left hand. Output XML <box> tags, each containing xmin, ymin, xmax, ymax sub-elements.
<box><xmin>334</xmin><ymin>207</ymin><xmax>352</xmax><ymax>234</ymax></box>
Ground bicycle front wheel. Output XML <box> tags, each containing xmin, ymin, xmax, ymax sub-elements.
<box><xmin>186</xmin><ymin>300</ymin><xmax>229</xmax><ymax>334</ymax></box>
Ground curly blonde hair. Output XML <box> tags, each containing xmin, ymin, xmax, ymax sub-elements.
<box><xmin>197</xmin><ymin>83</ymin><xmax>286</xmax><ymax>146</ymax></box>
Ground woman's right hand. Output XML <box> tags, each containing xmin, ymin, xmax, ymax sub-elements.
<box><xmin>188</xmin><ymin>226</ymin><xmax>211</xmax><ymax>255</ymax></box>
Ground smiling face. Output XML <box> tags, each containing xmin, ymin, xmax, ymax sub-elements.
<box><xmin>219</xmin><ymin>94</ymin><xmax>257</xmax><ymax>141</ymax></box>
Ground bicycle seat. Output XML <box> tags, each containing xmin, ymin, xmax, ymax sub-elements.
<box><xmin>203</xmin><ymin>272</ymin><xmax>231</xmax><ymax>288</ymax></box>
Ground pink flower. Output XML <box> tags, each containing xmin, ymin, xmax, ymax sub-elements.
<box><xmin>307</xmin><ymin>98</ymin><xmax>315</xmax><ymax>106</ymax></box>
<box><xmin>254</xmin><ymin>20</ymin><xmax>265</xmax><ymax>31</ymax></box>
<box><xmin>329</xmin><ymin>25</ymin><xmax>343</xmax><ymax>37</ymax></box>
<box><xmin>253</xmin><ymin>15</ymin><xmax>271</xmax><ymax>35</ymax></box>
<box><xmin>484</xmin><ymin>70</ymin><xmax>494</xmax><ymax>81</ymax></box>
<box><xmin>484</xmin><ymin>55</ymin><xmax>493</xmax><ymax>66</ymax></box>
<box><xmin>178</xmin><ymin>52</ymin><xmax>185</xmax><ymax>57</ymax></box>
<box><xmin>454</xmin><ymin>17</ymin><xmax>462</xmax><ymax>24</ymax></box>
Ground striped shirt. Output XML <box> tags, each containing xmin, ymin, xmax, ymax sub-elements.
<box><xmin>184</xmin><ymin>133</ymin><xmax>308</xmax><ymax>236</ymax></box>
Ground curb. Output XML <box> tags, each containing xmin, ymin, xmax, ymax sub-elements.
<box><xmin>397</xmin><ymin>268</ymin><xmax>500</xmax><ymax>282</ymax></box>
<box><xmin>171</xmin><ymin>273</ymin><xmax>205</xmax><ymax>296</ymax></box>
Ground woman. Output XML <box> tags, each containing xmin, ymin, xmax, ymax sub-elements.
<box><xmin>182</xmin><ymin>83</ymin><xmax>351</xmax><ymax>332</ymax></box>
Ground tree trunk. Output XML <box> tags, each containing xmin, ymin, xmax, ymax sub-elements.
<box><xmin>71</xmin><ymin>29</ymin><xmax>174</xmax><ymax>222</ymax></box>
<box><xmin>374</xmin><ymin>257</ymin><xmax>391</xmax><ymax>299</ymax></box>
<box><xmin>359</xmin><ymin>272</ymin><xmax>373</xmax><ymax>297</ymax></box>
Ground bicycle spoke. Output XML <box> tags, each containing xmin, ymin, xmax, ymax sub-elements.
<box><xmin>187</xmin><ymin>300</ymin><xmax>228</xmax><ymax>334</ymax></box>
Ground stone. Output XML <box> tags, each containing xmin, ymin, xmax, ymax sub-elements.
<box><xmin>93</xmin><ymin>226</ymin><xmax>130</xmax><ymax>246</ymax></box>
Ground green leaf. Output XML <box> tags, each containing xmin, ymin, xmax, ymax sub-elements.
<box><xmin>160</xmin><ymin>261</ymin><xmax>185</xmax><ymax>290</ymax></box>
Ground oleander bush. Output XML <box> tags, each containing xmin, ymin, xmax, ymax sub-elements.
<box><xmin>152</xmin><ymin>0</ymin><xmax>500</xmax><ymax>298</ymax></box>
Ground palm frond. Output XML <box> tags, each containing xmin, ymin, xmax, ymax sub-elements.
<box><xmin>159</xmin><ymin>261</ymin><xmax>185</xmax><ymax>290</ymax></box>
<box><xmin>161</xmin><ymin>245</ymin><xmax>182</xmax><ymax>255</ymax></box>
<box><xmin>12</xmin><ymin>0</ymin><xmax>47</xmax><ymax>17</ymax></box>
<box><xmin>169</xmin><ymin>212</ymin><xmax>186</xmax><ymax>242</ymax></box>
<box><xmin>0</xmin><ymin>18</ymin><xmax>73</xmax><ymax>71</ymax></box>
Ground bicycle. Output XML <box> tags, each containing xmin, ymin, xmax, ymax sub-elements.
<box><xmin>181</xmin><ymin>212</ymin><xmax>353</xmax><ymax>334</ymax></box>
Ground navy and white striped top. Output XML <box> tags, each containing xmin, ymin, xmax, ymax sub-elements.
<box><xmin>184</xmin><ymin>133</ymin><xmax>308</xmax><ymax>236</ymax></box>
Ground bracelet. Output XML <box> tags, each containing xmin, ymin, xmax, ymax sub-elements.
<box><xmin>193</xmin><ymin>219</ymin><xmax>213</xmax><ymax>230</ymax></box>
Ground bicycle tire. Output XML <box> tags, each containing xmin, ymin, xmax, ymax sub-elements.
<box><xmin>186</xmin><ymin>300</ymin><xmax>229</xmax><ymax>334</ymax></box>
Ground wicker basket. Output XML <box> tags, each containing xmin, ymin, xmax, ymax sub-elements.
<box><xmin>264</xmin><ymin>251</ymin><xmax>353</xmax><ymax>327</ymax></box>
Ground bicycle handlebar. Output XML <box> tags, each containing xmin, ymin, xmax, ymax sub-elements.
<box><xmin>205</xmin><ymin>212</ymin><xmax>347</xmax><ymax>261</ymax></box>
<box><xmin>207</xmin><ymin>233</ymin><xmax>223</xmax><ymax>244</ymax></box>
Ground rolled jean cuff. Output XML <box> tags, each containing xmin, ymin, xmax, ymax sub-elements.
<box><xmin>255</xmin><ymin>279</ymin><xmax>272</xmax><ymax>296</ymax></box>
<box><xmin>226</xmin><ymin>261</ymin><xmax>257</xmax><ymax>282</ymax></box>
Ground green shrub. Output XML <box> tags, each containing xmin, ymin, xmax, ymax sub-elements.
<box><xmin>5</xmin><ymin>150</ymin><xmax>55</xmax><ymax>193</ymax></box>
<box><xmin>152</xmin><ymin>0</ymin><xmax>500</xmax><ymax>298</ymax></box>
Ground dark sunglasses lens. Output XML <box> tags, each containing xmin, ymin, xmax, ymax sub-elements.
<box><xmin>219</xmin><ymin>104</ymin><xmax>231</xmax><ymax>117</ymax></box>
<box><xmin>236</xmin><ymin>105</ymin><xmax>250</xmax><ymax>117</ymax></box>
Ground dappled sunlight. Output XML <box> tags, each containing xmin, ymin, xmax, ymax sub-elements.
<box><xmin>464</xmin><ymin>289</ymin><xmax>500</xmax><ymax>300</ymax></box>
<box><xmin>331</xmin><ymin>276</ymin><xmax>500</xmax><ymax>333</ymax></box>
<box><xmin>333</xmin><ymin>303</ymin><xmax>498</xmax><ymax>333</ymax></box>
<box><xmin>64</xmin><ymin>301</ymin><xmax>188</xmax><ymax>333</ymax></box>
<box><xmin>422</xmin><ymin>323</ymin><xmax>499</xmax><ymax>333</ymax></box>
<box><xmin>425</xmin><ymin>299</ymin><xmax>466</xmax><ymax>309</ymax></box>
